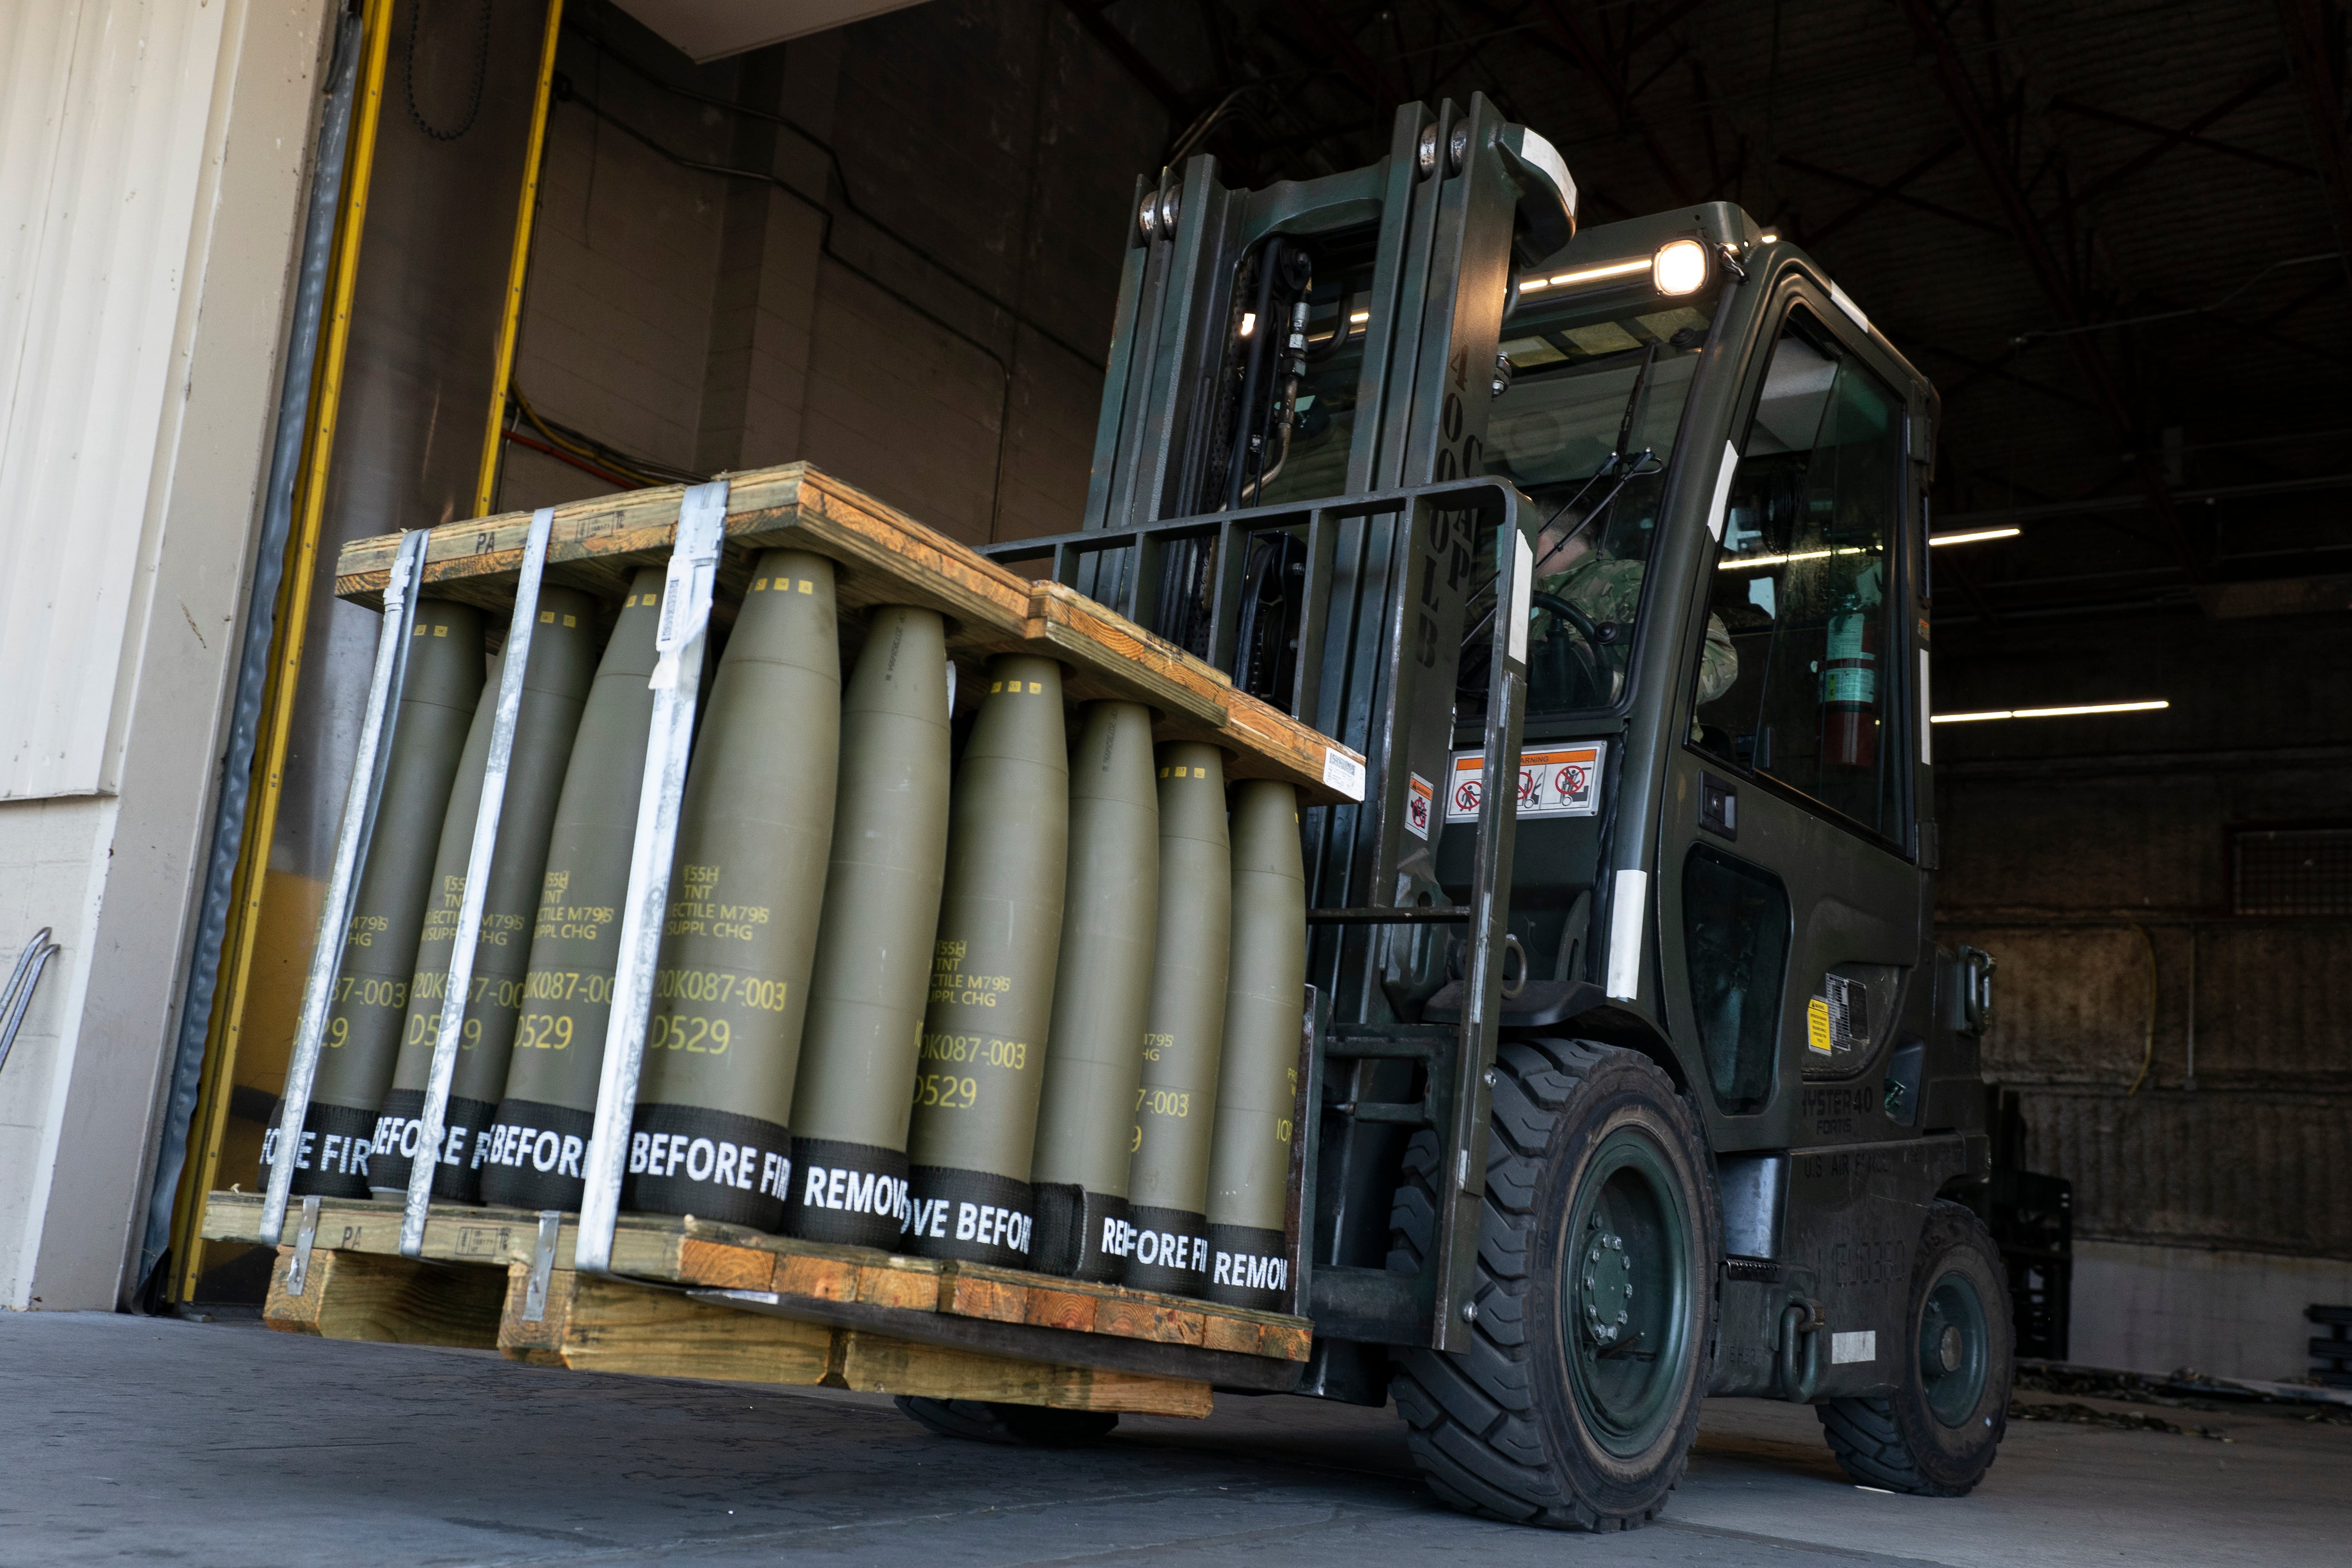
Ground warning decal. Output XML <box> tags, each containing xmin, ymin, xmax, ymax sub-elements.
<box><xmin>1444</xmin><ymin>743</ymin><xmax>1606</xmax><ymax>824</ymax></box>
<box><xmin>1805</xmin><ymin>995</ymin><xmax>1833</xmax><ymax>1056</ymax></box>
<box><xmin>1405</xmin><ymin>773</ymin><xmax>1434</xmax><ymax>840</ymax></box>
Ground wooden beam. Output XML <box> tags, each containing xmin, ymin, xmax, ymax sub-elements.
<box><xmin>264</xmin><ymin>1247</ymin><xmax>505</xmax><ymax>1347</ymax></box>
<box><xmin>503</xmin><ymin>1268</ymin><xmax>1215</xmax><ymax>1417</ymax></box>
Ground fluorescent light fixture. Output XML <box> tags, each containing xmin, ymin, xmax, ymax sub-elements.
<box><xmin>1931</xmin><ymin>700</ymin><xmax>2169</xmax><ymax>724</ymax></box>
<box><xmin>1929</xmin><ymin>527</ymin><xmax>2021</xmax><ymax>546</ymax></box>
<box><xmin>1239</xmin><ymin>312</ymin><xmax>1257</xmax><ymax>337</ymax></box>
<box><xmin>1716</xmin><ymin>546</ymin><xmax>1868</xmax><ymax>570</ymax></box>
<box><xmin>1349</xmin><ymin>310</ymin><xmax>1370</xmax><ymax>324</ymax></box>
<box><xmin>1653</xmin><ymin>239</ymin><xmax>1709</xmax><ymax>296</ymax></box>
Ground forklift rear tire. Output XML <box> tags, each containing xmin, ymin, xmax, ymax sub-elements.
<box><xmin>1816</xmin><ymin>1199</ymin><xmax>2010</xmax><ymax>1496</ymax></box>
<box><xmin>894</xmin><ymin>1396</ymin><xmax>1120</xmax><ymax>1447</ymax></box>
<box><xmin>1387</xmin><ymin>1040</ymin><xmax>1719</xmax><ymax>1530</ymax></box>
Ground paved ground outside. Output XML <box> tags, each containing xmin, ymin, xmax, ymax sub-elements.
<box><xmin>5</xmin><ymin>1310</ymin><xmax>2344</xmax><ymax>1566</ymax></box>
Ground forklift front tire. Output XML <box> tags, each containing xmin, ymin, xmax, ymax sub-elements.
<box><xmin>1816</xmin><ymin>1199</ymin><xmax>2011</xmax><ymax>1496</ymax></box>
<box><xmin>1388</xmin><ymin>1040</ymin><xmax>1720</xmax><ymax>1530</ymax></box>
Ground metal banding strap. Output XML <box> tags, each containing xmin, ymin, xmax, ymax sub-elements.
<box><xmin>260</xmin><ymin>527</ymin><xmax>431</xmax><ymax>1248</ymax></box>
<box><xmin>400</xmin><ymin>507</ymin><xmax>557</xmax><ymax>1259</ymax></box>
<box><xmin>574</xmin><ymin>478</ymin><xmax>731</xmax><ymax>1278</ymax></box>
<box><xmin>523</xmin><ymin>1208</ymin><xmax>561</xmax><ymax>1321</ymax></box>
<box><xmin>286</xmin><ymin>1194</ymin><xmax>322</xmax><ymax>1296</ymax></box>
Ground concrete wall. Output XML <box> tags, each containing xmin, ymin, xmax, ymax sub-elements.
<box><xmin>0</xmin><ymin>0</ymin><xmax>333</xmax><ymax>1308</ymax></box>
<box><xmin>1936</xmin><ymin>604</ymin><xmax>2352</xmax><ymax>1379</ymax></box>
<box><xmin>496</xmin><ymin>0</ymin><xmax>1162</xmax><ymax>545</ymax></box>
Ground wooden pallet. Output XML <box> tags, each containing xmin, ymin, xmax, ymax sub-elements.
<box><xmin>329</xmin><ymin>462</ymin><xmax>1361</xmax><ymax>803</ymax></box>
<box><xmin>207</xmin><ymin>1190</ymin><xmax>1308</xmax><ymax>1417</ymax></box>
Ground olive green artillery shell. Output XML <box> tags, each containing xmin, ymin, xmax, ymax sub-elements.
<box><xmin>629</xmin><ymin>550</ymin><xmax>840</xmax><ymax>1233</ymax></box>
<box><xmin>904</xmin><ymin>653</ymin><xmax>1067</xmax><ymax>1267</ymax></box>
<box><xmin>1207</xmin><ymin>780</ymin><xmax>1307</xmax><ymax>1310</ymax></box>
<box><xmin>1028</xmin><ymin>701</ymin><xmax>1158</xmax><ymax>1277</ymax></box>
<box><xmin>1123</xmin><ymin>741</ymin><xmax>1232</xmax><ymax>1296</ymax></box>
<box><xmin>480</xmin><ymin>568</ymin><xmax>665</xmax><ymax>1210</ymax></box>
<box><xmin>372</xmin><ymin>587</ymin><xmax>598</xmax><ymax>1201</ymax></box>
<box><xmin>782</xmin><ymin>606</ymin><xmax>951</xmax><ymax>1246</ymax></box>
<box><xmin>281</xmin><ymin>600</ymin><xmax>485</xmax><ymax>1200</ymax></box>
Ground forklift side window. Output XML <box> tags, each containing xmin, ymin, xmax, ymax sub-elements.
<box><xmin>1692</xmin><ymin>310</ymin><xmax>1908</xmax><ymax>844</ymax></box>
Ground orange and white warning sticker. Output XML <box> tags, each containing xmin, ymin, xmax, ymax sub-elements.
<box><xmin>1404</xmin><ymin>773</ymin><xmax>1434</xmax><ymax>840</ymax></box>
<box><xmin>1445</xmin><ymin>743</ymin><xmax>1605</xmax><ymax>823</ymax></box>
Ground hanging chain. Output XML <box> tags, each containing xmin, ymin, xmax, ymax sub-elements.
<box><xmin>405</xmin><ymin>0</ymin><xmax>493</xmax><ymax>143</ymax></box>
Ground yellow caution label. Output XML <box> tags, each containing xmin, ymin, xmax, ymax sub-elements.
<box><xmin>1806</xmin><ymin>995</ymin><xmax>1833</xmax><ymax>1055</ymax></box>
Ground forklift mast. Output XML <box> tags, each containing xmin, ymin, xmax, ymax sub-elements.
<box><xmin>984</xmin><ymin>95</ymin><xmax>1990</xmax><ymax>1404</ymax></box>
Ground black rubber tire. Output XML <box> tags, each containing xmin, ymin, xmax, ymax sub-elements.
<box><xmin>893</xmin><ymin>1396</ymin><xmax>1120</xmax><ymax>1447</ymax></box>
<box><xmin>1387</xmin><ymin>1039</ymin><xmax>1720</xmax><ymax>1530</ymax></box>
<box><xmin>1818</xmin><ymin>1199</ymin><xmax>2011</xmax><ymax>1496</ymax></box>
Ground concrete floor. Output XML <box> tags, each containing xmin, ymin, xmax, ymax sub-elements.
<box><xmin>5</xmin><ymin>1312</ymin><xmax>2345</xmax><ymax>1567</ymax></box>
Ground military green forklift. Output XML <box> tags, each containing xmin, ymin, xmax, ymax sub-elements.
<box><xmin>965</xmin><ymin>93</ymin><xmax>2009</xmax><ymax>1530</ymax></box>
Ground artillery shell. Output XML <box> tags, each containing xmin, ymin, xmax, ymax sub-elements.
<box><xmin>372</xmin><ymin>587</ymin><xmax>598</xmax><ymax>1202</ymax></box>
<box><xmin>481</xmin><ymin>568</ymin><xmax>664</xmax><ymax>1211</ymax></box>
<box><xmin>627</xmin><ymin>551</ymin><xmax>840</xmax><ymax>1232</ymax></box>
<box><xmin>1028</xmin><ymin>701</ymin><xmax>1159</xmax><ymax>1279</ymax></box>
<box><xmin>1206</xmin><ymin>780</ymin><xmax>1306</xmax><ymax>1310</ymax></box>
<box><xmin>904</xmin><ymin>654</ymin><xmax>1067</xmax><ymax>1267</ymax></box>
<box><xmin>1123</xmin><ymin>742</ymin><xmax>1232</xmax><ymax>1297</ymax></box>
<box><xmin>783</xmin><ymin>606</ymin><xmax>951</xmax><ymax>1247</ymax></box>
<box><xmin>271</xmin><ymin>601</ymin><xmax>485</xmax><ymax>1198</ymax></box>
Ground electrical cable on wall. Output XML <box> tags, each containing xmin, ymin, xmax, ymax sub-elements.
<box><xmin>502</xmin><ymin>386</ymin><xmax>704</xmax><ymax>490</ymax></box>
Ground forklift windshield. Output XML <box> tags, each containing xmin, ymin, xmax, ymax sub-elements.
<box><xmin>1485</xmin><ymin>278</ymin><xmax>1722</xmax><ymax>716</ymax></box>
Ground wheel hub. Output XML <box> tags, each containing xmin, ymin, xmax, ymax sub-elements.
<box><xmin>1918</xmin><ymin>1269</ymin><xmax>1991</xmax><ymax>1427</ymax></box>
<box><xmin>1580</xmin><ymin>1218</ymin><xmax>1635</xmax><ymax>1345</ymax></box>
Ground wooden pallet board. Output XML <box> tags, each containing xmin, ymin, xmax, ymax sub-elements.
<box><xmin>501</xmin><ymin>1266</ymin><xmax>1211</xmax><ymax>1417</ymax></box>
<box><xmin>254</xmin><ymin>1244</ymin><xmax>1206</xmax><ymax>1416</ymax></box>
<box><xmin>208</xmin><ymin>1190</ymin><xmax>1307</xmax><ymax>1393</ymax></box>
<box><xmin>326</xmin><ymin>462</ymin><xmax>1361</xmax><ymax>802</ymax></box>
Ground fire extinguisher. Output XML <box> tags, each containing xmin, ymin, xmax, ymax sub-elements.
<box><xmin>1821</xmin><ymin>593</ymin><xmax>1878</xmax><ymax>768</ymax></box>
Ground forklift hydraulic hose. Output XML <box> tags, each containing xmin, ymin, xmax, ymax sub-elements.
<box><xmin>1224</xmin><ymin>238</ymin><xmax>1286</xmax><ymax>511</ymax></box>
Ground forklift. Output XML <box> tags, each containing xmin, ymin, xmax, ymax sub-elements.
<box><xmin>965</xmin><ymin>94</ymin><xmax>2009</xmax><ymax>1529</ymax></box>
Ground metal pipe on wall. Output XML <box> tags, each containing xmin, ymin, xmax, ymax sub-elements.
<box><xmin>472</xmin><ymin>0</ymin><xmax>565</xmax><ymax>518</ymax></box>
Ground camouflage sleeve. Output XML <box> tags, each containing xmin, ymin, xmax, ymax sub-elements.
<box><xmin>1695</xmin><ymin>613</ymin><xmax>1737</xmax><ymax>705</ymax></box>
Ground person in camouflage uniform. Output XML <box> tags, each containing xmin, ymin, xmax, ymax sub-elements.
<box><xmin>1536</xmin><ymin>550</ymin><xmax>1738</xmax><ymax>705</ymax></box>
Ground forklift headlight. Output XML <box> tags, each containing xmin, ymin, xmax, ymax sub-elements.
<box><xmin>1653</xmin><ymin>239</ymin><xmax>1709</xmax><ymax>296</ymax></box>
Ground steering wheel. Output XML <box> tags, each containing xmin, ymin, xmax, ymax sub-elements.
<box><xmin>1530</xmin><ymin>590</ymin><xmax>1602</xmax><ymax>649</ymax></box>
<box><xmin>1527</xmin><ymin>589</ymin><xmax>1612</xmax><ymax>708</ymax></box>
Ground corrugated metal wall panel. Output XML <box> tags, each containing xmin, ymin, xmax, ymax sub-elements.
<box><xmin>0</xmin><ymin>0</ymin><xmax>229</xmax><ymax>798</ymax></box>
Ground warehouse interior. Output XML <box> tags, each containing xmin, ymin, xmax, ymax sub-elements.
<box><xmin>1</xmin><ymin>0</ymin><xmax>2348</xmax><ymax>1560</ymax></box>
